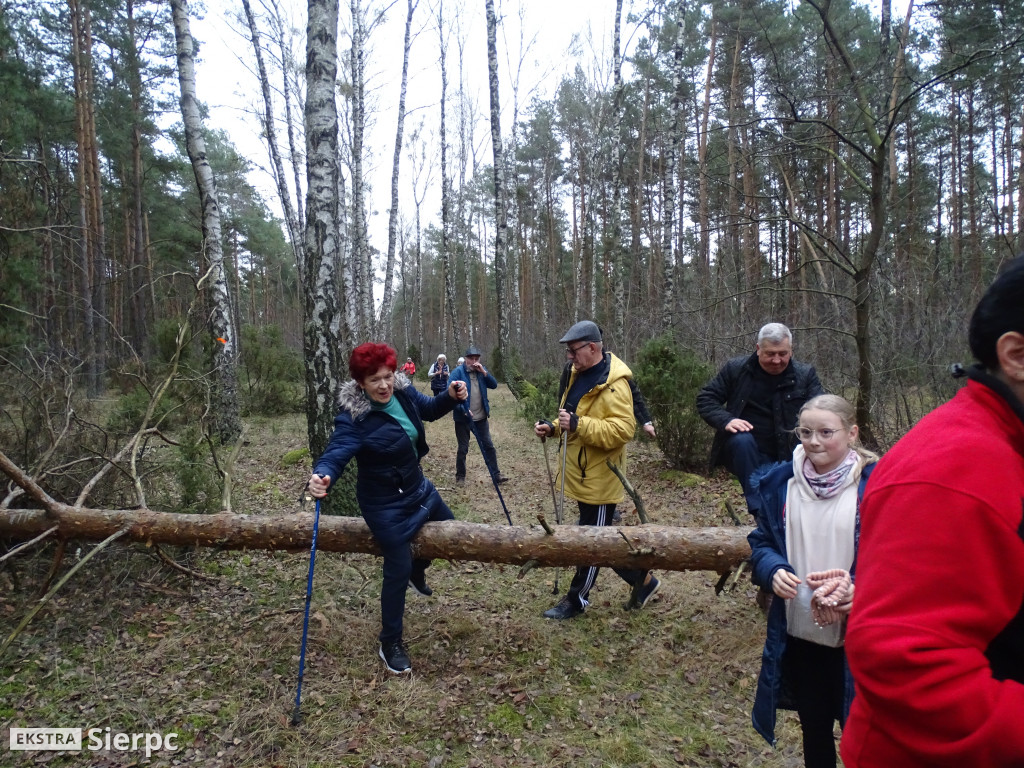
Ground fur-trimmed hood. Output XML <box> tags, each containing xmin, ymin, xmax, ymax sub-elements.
<box><xmin>337</xmin><ymin>371</ymin><xmax>414</xmax><ymax>421</ymax></box>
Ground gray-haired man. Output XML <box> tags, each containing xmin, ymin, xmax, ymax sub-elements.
<box><xmin>696</xmin><ymin>323</ymin><xmax>824</xmax><ymax>518</ymax></box>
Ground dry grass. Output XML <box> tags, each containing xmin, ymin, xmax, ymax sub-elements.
<box><xmin>1</xmin><ymin>384</ymin><xmax>818</xmax><ymax>767</ymax></box>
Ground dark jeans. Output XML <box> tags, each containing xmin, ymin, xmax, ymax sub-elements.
<box><xmin>564</xmin><ymin>502</ymin><xmax>647</xmax><ymax>609</ymax></box>
<box><xmin>785</xmin><ymin>635</ymin><xmax>846</xmax><ymax>768</ymax></box>
<box><xmin>377</xmin><ymin>492</ymin><xmax>454</xmax><ymax>643</ymax></box>
<box><xmin>455</xmin><ymin>418</ymin><xmax>500</xmax><ymax>479</ymax></box>
<box><xmin>721</xmin><ymin>431</ymin><xmax>774</xmax><ymax>517</ymax></box>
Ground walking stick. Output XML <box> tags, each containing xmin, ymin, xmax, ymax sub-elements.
<box><xmin>555</xmin><ymin>430</ymin><xmax>568</xmax><ymax>593</ymax></box>
<box><xmin>541</xmin><ymin>435</ymin><xmax>561</xmax><ymax>594</ymax></box>
<box><xmin>290</xmin><ymin>495</ymin><xmax>322</xmax><ymax>726</ymax></box>
<box><xmin>462</xmin><ymin>403</ymin><xmax>513</xmax><ymax>525</ymax></box>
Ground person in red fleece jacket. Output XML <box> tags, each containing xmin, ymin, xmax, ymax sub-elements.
<box><xmin>841</xmin><ymin>256</ymin><xmax>1024</xmax><ymax>768</ymax></box>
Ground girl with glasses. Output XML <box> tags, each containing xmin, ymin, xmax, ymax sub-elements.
<box><xmin>747</xmin><ymin>394</ymin><xmax>879</xmax><ymax>768</ymax></box>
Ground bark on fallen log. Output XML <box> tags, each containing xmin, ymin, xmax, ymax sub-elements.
<box><xmin>0</xmin><ymin>506</ymin><xmax>752</xmax><ymax>573</ymax></box>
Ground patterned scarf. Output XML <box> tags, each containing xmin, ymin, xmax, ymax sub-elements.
<box><xmin>802</xmin><ymin>449</ymin><xmax>858</xmax><ymax>499</ymax></box>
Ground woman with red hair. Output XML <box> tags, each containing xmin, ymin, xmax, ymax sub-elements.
<box><xmin>307</xmin><ymin>342</ymin><xmax>467</xmax><ymax>674</ymax></box>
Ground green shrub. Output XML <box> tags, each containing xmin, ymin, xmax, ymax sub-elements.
<box><xmin>633</xmin><ymin>335</ymin><xmax>715</xmax><ymax>471</ymax></box>
<box><xmin>240</xmin><ymin>325</ymin><xmax>303</xmax><ymax>416</ymax></box>
<box><xmin>174</xmin><ymin>425</ymin><xmax>222</xmax><ymax>514</ymax></box>
<box><xmin>107</xmin><ymin>383</ymin><xmax>178</xmax><ymax>435</ymax></box>
<box><xmin>516</xmin><ymin>367</ymin><xmax>561</xmax><ymax>425</ymax></box>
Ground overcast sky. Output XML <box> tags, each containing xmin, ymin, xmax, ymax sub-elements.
<box><xmin>192</xmin><ymin>0</ymin><xmax>625</xmax><ymax>254</ymax></box>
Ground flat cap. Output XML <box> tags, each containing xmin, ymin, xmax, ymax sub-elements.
<box><xmin>559</xmin><ymin>320</ymin><xmax>603</xmax><ymax>344</ymax></box>
<box><xmin>464</xmin><ymin>345</ymin><xmax>482</xmax><ymax>356</ymax></box>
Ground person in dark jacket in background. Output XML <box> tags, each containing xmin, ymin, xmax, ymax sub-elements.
<box><xmin>307</xmin><ymin>342</ymin><xmax>467</xmax><ymax>675</ymax></box>
<box><xmin>428</xmin><ymin>353</ymin><xmax>450</xmax><ymax>396</ymax></box>
<box><xmin>696</xmin><ymin>322</ymin><xmax>824</xmax><ymax>518</ymax></box>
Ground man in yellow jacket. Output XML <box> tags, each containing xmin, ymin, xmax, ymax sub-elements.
<box><xmin>534</xmin><ymin>320</ymin><xmax>661</xmax><ymax>619</ymax></box>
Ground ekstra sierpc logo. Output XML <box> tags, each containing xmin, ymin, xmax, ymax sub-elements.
<box><xmin>9</xmin><ymin>727</ymin><xmax>178</xmax><ymax>757</ymax></box>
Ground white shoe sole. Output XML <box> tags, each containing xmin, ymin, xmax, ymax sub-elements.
<box><xmin>378</xmin><ymin>647</ymin><xmax>412</xmax><ymax>674</ymax></box>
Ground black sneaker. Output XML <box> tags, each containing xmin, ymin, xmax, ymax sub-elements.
<box><xmin>455</xmin><ymin>477</ymin><xmax>465</xmax><ymax>487</ymax></box>
<box><xmin>496</xmin><ymin>474</ymin><xmax>510</xmax><ymax>484</ymax></box>
<box><xmin>408</xmin><ymin>574</ymin><xmax>433</xmax><ymax>596</ymax></box>
<box><xmin>379</xmin><ymin>639</ymin><xmax>412</xmax><ymax>674</ymax></box>
<box><xmin>543</xmin><ymin>597</ymin><xmax>583</xmax><ymax>620</ymax></box>
<box><xmin>625</xmin><ymin>576</ymin><xmax>660</xmax><ymax>611</ymax></box>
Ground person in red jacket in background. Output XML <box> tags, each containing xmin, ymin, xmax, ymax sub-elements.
<box><xmin>400</xmin><ymin>357</ymin><xmax>416</xmax><ymax>376</ymax></box>
<box><xmin>841</xmin><ymin>256</ymin><xmax>1024</xmax><ymax>768</ymax></box>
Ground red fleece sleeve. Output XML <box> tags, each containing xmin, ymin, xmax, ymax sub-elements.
<box><xmin>844</xmin><ymin>483</ymin><xmax>1024</xmax><ymax>767</ymax></box>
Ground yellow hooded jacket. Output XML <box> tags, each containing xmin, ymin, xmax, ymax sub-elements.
<box><xmin>552</xmin><ymin>352</ymin><xmax>635</xmax><ymax>505</ymax></box>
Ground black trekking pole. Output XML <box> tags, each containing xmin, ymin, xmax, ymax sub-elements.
<box><xmin>541</xmin><ymin>433</ymin><xmax>562</xmax><ymax>594</ymax></box>
<box><xmin>290</xmin><ymin>494</ymin><xmax>322</xmax><ymax>726</ymax></box>
<box><xmin>462</xmin><ymin>403</ymin><xmax>513</xmax><ymax>525</ymax></box>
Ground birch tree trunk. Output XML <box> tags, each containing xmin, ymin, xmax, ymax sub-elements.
<box><xmin>241</xmin><ymin>0</ymin><xmax>305</xmax><ymax>286</ymax></box>
<box><xmin>349</xmin><ymin>0</ymin><xmax>371</xmax><ymax>339</ymax></box>
<box><xmin>377</xmin><ymin>0</ymin><xmax>418</xmax><ymax>340</ymax></box>
<box><xmin>697</xmin><ymin>12</ymin><xmax>716</xmax><ymax>282</ymax></box>
<box><xmin>438</xmin><ymin>0</ymin><xmax>461</xmax><ymax>353</ymax></box>
<box><xmin>608</xmin><ymin>0</ymin><xmax>626</xmax><ymax>347</ymax></box>
<box><xmin>485</xmin><ymin>0</ymin><xmax>512</xmax><ymax>364</ymax></box>
<box><xmin>171</xmin><ymin>0</ymin><xmax>242</xmax><ymax>446</ymax></box>
<box><xmin>303</xmin><ymin>0</ymin><xmax>347</xmax><ymax>462</ymax></box>
<box><xmin>269</xmin><ymin>0</ymin><xmax>308</xmax><ymax>247</ymax></box>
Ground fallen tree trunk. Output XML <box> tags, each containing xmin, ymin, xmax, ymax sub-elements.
<box><xmin>0</xmin><ymin>506</ymin><xmax>752</xmax><ymax>573</ymax></box>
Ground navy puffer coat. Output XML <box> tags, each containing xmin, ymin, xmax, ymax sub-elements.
<box><xmin>313</xmin><ymin>373</ymin><xmax>458</xmax><ymax>549</ymax></box>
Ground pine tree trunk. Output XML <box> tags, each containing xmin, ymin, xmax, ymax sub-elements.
<box><xmin>662</xmin><ymin>7</ymin><xmax>685</xmax><ymax>331</ymax></box>
<box><xmin>171</xmin><ymin>0</ymin><xmax>242</xmax><ymax>446</ymax></box>
<box><xmin>69</xmin><ymin>0</ymin><xmax>102</xmax><ymax>396</ymax></box>
<box><xmin>0</xmin><ymin>506</ymin><xmax>751</xmax><ymax>574</ymax></box>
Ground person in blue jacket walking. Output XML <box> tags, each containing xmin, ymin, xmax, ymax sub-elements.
<box><xmin>306</xmin><ymin>342</ymin><xmax>467</xmax><ymax>675</ymax></box>
<box><xmin>449</xmin><ymin>345</ymin><xmax>508</xmax><ymax>485</ymax></box>
<box><xmin>747</xmin><ymin>394</ymin><xmax>878</xmax><ymax>768</ymax></box>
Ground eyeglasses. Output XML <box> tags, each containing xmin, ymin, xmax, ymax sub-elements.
<box><xmin>565</xmin><ymin>342</ymin><xmax>591</xmax><ymax>358</ymax></box>
<box><xmin>795</xmin><ymin>427</ymin><xmax>846</xmax><ymax>441</ymax></box>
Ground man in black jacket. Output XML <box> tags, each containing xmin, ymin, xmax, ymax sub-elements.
<box><xmin>696</xmin><ymin>322</ymin><xmax>824</xmax><ymax>518</ymax></box>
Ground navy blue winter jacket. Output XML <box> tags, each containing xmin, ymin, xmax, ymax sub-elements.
<box><xmin>313</xmin><ymin>374</ymin><xmax>458</xmax><ymax>549</ymax></box>
<box><xmin>448</xmin><ymin>363</ymin><xmax>497</xmax><ymax>423</ymax></box>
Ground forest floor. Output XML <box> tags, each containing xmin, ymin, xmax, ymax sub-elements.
<box><xmin>0</xmin><ymin>383</ymin><xmax>821</xmax><ymax>767</ymax></box>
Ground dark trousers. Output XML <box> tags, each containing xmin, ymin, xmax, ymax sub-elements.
<box><xmin>377</xmin><ymin>494</ymin><xmax>454</xmax><ymax>643</ymax></box>
<box><xmin>455</xmin><ymin>418</ymin><xmax>499</xmax><ymax>479</ymax></box>
<box><xmin>565</xmin><ymin>502</ymin><xmax>647</xmax><ymax>609</ymax></box>
<box><xmin>785</xmin><ymin>635</ymin><xmax>846</xmax><ymax>768</ymax></box>
<box><xmin>721</xmin><ymin>431</ymin><xmax>774</xmax><ymax>518</ymax></box>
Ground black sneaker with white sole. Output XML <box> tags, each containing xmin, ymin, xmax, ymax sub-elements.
<box><xmin>379</xmin><ymin>639</ymin><xmax>412</xmax><ymax>674</ymax></box>
<box><xmin>408</xmin><ymin>574</ymin><xmax>433</xmax><ymax>596</ymax></box>
<box><xmin>543</xmin><ymin>596</ymin><xmax>584</xmax><ymax>620</ymax></box>
<box><xmin>624</xmin><ymin>575</ymin><xmax>661</xmax><ymax>610</ymax></box>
